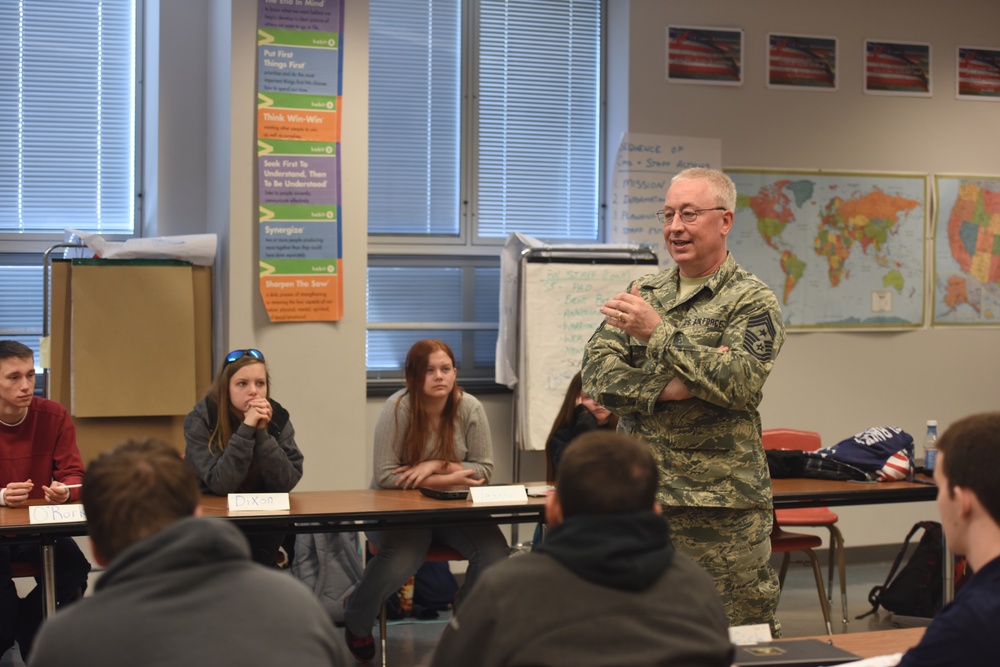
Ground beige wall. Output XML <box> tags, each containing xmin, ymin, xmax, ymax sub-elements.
<box><xmin>609</xmin><ymin>0</ymin><xmax>1000</xmax><ymax>545</ymax></box>
<box><xmin>158</xmin><ymin>0</ymin><xmax>370</xmax><ymax>493</ymax></box>
<box><xmin>157</xmin><ymin>1</ymin><xmax>999</xmax><ymax>546</ymax></box>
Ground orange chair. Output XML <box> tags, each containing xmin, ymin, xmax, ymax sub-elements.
<box><xmin>375</xmin><ymin>544</ymin><xmax>464</xmax><ymax>667</ymax></box>
<box><xmin>769</xmin><ymin>517</ymin><xmax>833</xmax><ymax>635</ymax></box>
<box><xmin>763</xmin><ymin>428</ymin><xmax>848</xmax><ymax>629</ymax></box>
<box><xmin>8</xmin><ymin>562</ymin><xmax>40</xmax><ymax>579</ymax></box>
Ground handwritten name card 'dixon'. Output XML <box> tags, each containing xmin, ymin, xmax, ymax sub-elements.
<box><xmin>227</xmin><ymin>493</ymin><xmax>291</xmax><ymax>511</ymax></box>
<box><xmin>29</xmin><ymin>504</ymin><xmax>87</xmax><ymax>525</ymax></box>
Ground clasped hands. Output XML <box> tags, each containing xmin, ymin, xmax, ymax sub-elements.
<box><xmin>4</xmin><ymin>479</ymin><xmax>71</xmax><ymax>508</ymax></box>
<box><xmin>392</xmin><ymin>460</ymin><xmax>484</xmax><ymax>490</ymax></box>
<box><xmin>242</xmin><ymin>398</ymin><xmax>273</xmax><ymax>429</ymax></box>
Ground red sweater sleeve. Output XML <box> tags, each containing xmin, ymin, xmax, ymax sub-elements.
<box><xmin>48</xmin><ymin>401</ymin><xmax>84</xmax><ymax>502</ymax></box>
<box><xmin>0</xmin><ymin>397</ymin><xmax>84</xmax><ymax>502</ymax></box>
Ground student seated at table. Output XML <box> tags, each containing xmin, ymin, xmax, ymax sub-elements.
<box><xmin>29</xmin><ymin>439</ymin><xmax>345</xmax><ymax>667</ymax></box>
<box><xmin>545</xmin><ymin>370</ymin><xmax>617</xmax><ymax>480</ymax></box>
<box><xmin>343</xmin><ymin>339</ymin><xmax>509</xmax><ymax>662</ymax></box>
<box><xmin>0</xmin><ymin>340</ymin><xmax>91</xmax><ymax>663</ymax></box>
<box><xmin>895</xmin><ymin>412</ymin><xmax>1000</xmax><ymax>667</ymax></box>
<box><xmin>184</xmin><ymin>348</ymin><xmax>303</xmax><ymax>566</ymax></box>
<box><xmin>429</xmin><ymin>430</ymin><xmax>734</xmax><ymax>667</ymax></box>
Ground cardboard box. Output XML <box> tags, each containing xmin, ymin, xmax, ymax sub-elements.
<box><xmin>50</xmin><ymin>260</ymin><xmax>212</xmax><ymax>462</ymax></box>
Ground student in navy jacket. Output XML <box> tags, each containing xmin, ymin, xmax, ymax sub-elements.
<box><xmin>896</xmin><ymin>412</ymin><xmax>1000</xmax><ymax>667</ymax></box>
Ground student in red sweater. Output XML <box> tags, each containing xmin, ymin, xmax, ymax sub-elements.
<box><xmin>0</xmin><ymin>341</ymin><xmax>91</xmax><ymax>662</ymax></box>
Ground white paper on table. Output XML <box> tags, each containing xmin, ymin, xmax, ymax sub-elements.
<box><xmin>837</xmin><ymin>652</ymin><xmax>903</xmax><ymax>667</ymax></box>
<box><xmin>67</xmin><ymin>229</ymin><xmax>218</xmax><ymax>266</ymax></box>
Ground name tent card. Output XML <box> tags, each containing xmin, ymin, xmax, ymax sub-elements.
<box><xmin>729</xmin><ymin>624</ymin><xmax>774</xmax><ymax>645</ymax></box>
<box><xmin>469</xmin><ymin>485</ymin><xmax>527</xmax><ymax>504</ymax></box>
<box><xmin>227</xmin><ymin>493</ymin><xmax>290</xmax><ymax>511</ymax></box>
<box><xmin>30</xmin><ymin>504</ymin><xmax>87</xmax><ymax>524</ymax></box>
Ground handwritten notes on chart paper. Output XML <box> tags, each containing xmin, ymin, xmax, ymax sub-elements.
<box><xmin>519</xmin><ymin>261</ymin><xmax>655</xmax><ymax>452</ymax></box>
<box><xmin>608</xmin><ymin>133</ymin><xmax>721</xmax><ymax>268</ymax></box>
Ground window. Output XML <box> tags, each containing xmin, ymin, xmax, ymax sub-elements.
<box><xmin>367</xmin><ymin>0</ymin><xmax>603</xmax><ymax>383</ymax></box>
<box><xmin>0</xmin><ymin>0</ymin><xmax>140</xmax><ymax>364</ymax></box>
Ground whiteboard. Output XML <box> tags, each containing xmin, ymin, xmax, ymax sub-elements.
<box><xmin>517</xmin><ymin>255</ymin><xmax>657</xmax><ymax>452</ymax></box>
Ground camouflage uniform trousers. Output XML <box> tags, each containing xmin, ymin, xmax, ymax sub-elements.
<box><xmin>662</xmin><ymin>505</ymin><xmax>782</xmax><ymax>636</ymax></box>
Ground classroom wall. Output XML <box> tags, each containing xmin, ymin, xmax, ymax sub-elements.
<box><xmin>153</xmin><ymin>1</ymin><xmax>999</xmax><ymax>546</ymax></box>
<box><xmin>156</xmin><ymin>0</ymin><xmax>370</xmax><ymax>493</ymax></box>
<box><xmin>158</xmin><ymin>0</ymin><xmax>524</xmax><ymax>500</ymax></box>
<box><xmin>607</xmin><ymin>0</ymin><xmax>1000</xmax><ymax>545</ymax></box>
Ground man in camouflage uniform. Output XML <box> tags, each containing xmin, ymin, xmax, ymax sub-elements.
<box><xmin>582</xmin><ymin>168</ymin><xmax>786</xmax><ymax>632</ymax></box>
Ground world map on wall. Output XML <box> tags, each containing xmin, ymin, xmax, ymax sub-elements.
<box><xmin>728</xmin><ymin>170</ymin><xmax>927</xmax><ymax>328</ymax></box>
<box><xmin>933</xmin><ymin>176</ymin><xmax>1000</xmax><ymax>325</ymax></box>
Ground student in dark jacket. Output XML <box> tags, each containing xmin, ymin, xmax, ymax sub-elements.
<box><xmin>545</xmin><ymin>371</ymin><xmax>617</xmax><ymax>480</ymax></box>
<box><xmin>430</xmin><ymin>431</ymin><xmax>734</xmax><ymax>667</ymax></box>
<box><xmin>30</xmin><ymin>439</ymin><xmax>344</xmax><ymax>667</ymax></box>
<box><xmin>183</xmin><ymin>348</ymin><xmax>303</xmax><ymax>566</ymax></box>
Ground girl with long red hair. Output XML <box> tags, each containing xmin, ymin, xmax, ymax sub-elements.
<box><xmin>343</xmin><ymin>340</ymin><xmax>508</xmax><ymax>661</ymax></box>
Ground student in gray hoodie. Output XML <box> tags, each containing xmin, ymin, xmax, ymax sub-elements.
<box><xmin>30</xmin><ymin>439</ymin><xmax>344</xmax><ymax>667</ymax></box>
<box><xmin>429</xmin><ymin>430</ymin><xmax>734</xmax><ymax>667</ymax></box>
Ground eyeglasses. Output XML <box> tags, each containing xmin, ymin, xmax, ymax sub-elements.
<box><xmin>656</xmin><ymin>207</ymin><xmax>727</xmax><ymax>225</ymax></box>
<box><xmin>224</xmin><ymin>349</ymin><xmax>265</xmax><ymax>365</ymax></box>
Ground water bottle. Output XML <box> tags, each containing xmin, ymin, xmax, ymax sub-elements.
<box><xmin>923</xmin><ymin>420</ymin><xmax>938</xmax><ymax>474</ymax></box>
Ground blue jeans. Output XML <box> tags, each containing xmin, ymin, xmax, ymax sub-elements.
<box><xmin>344</xmin><ymin>525</ymin><xmax>508</xmax><ymax>636</ymax></box>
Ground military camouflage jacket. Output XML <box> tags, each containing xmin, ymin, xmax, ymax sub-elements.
<box><xmin>582</xmin><ymin>253</ymin><xmax>785</xmax><ymax>510</ymax></box>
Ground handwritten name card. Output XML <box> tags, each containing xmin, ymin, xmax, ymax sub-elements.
<box><xmin>469</xmin><ymin>485</ymin><xmax>527</xmax><ymax>504</ymax></box>
<box><xmin>728</xmin><ymin>623</ymin><xmax>773</xmax><ymax>645</ymax></box>
<box><xmin>227</xmin><ymin>493</ymin><xmax>290</xmax><ymax>511</ymax></box>
<box><xmin>30</xmin><ymin>504</ymin><xmax>86</xmax><ymax>524</ymax></box>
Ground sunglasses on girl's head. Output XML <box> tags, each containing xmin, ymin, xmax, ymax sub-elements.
<box><xmin>224</xmin><ymin>349</ymin><xmax>265</xmax><ymax>365</ymax></box>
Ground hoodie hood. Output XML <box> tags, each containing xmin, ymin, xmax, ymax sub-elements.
<box><xmin>96</xmin><ymin>517</ymin><xmax>251</xmax><ymax>592</ymax></box>
<box><xmin>534</xmin><ymin>510</ymin><xmax>674</xmax><ymax>591</ymax></box>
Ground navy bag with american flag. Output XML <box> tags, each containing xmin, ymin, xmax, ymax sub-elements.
<box><xmin>800</xmin><ymin>426</ymin><xmax>915</xmax><ymax>482</ymax></box>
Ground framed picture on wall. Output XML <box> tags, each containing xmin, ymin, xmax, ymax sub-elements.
<box><xmin>767</xmin><ymin>33</ymin><xmax>837</xmax><ymax>91</ymax></box>
<box><xmin>864</xmin><ymin>39</ymin><xmax>932</xmax><ymax>96</ymax></box>
<box><xmin>955</xmin><ymin>46</ymin><xmax>1000</xmax><ymax>100</ymax></box>
<box><xmin>667</xmin><ymin>25</ymin><xmax>743</xmax><ymax>85</ymax></box>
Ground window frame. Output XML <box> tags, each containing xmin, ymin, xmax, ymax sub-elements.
<box><xmin>366</xmin><ymin>0</ymin><xmax>607</xmax><ymax>389</ymax></box>
<box><xmin>0</xmin><ymin>0</ymin><xmax>143</xmax><ymax>367</ymax></box>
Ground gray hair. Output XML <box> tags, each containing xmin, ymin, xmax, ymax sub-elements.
<box><xmin>671</xmin><ymin>168</ymin><xmax>737</xmax><ymax>210</ymax></box>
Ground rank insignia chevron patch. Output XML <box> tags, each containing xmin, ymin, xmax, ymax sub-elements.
<box><xmin>744</xmin><ymin>312</ymin><xmax>777</xmax><ymax>362</ymax></box>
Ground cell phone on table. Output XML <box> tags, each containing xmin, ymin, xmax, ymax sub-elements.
<box><xmin>418</xmin><ymin>486</ymin><xmax>469</xmax><ymax>500</ymax></box>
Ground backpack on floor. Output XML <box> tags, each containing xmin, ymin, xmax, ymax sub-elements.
<box><xmin>291</xmin><ymin>532</ymin><xmax>364</xmax><ymax>624</ymax></box>
<box><xmin>384</xmin><ymin>561</ymin><xmax>459</xmax><ymax>620</ymax></box>
<box><xmin>859</xmin><ymin>520</ymin><xmax>965</xmax><ymax>619</ymax></box>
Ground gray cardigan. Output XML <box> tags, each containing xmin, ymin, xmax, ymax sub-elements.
<box><xmin>372</xmin><ymin>389</ymin><xmax>493</xmax><ymax>488</ymax></box>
